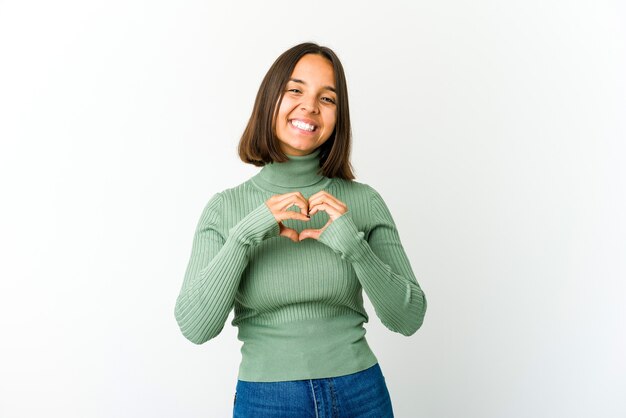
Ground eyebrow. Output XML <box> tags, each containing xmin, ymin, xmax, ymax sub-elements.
<box><xmin>289</xmin><ymin>78</ymin><xmax>336</xmax><ymax>93</ymax></box>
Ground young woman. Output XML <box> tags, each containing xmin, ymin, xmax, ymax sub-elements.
<box><xmin>174</xmin><ymin>42</ymin><xmax>427</xmax><ymax>418</ymax></box>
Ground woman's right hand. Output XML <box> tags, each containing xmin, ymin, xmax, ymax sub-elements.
<box><xmin>264</xmin><ymin>192</ymin><xmax>310</xmax><ymax>243</ymax></box>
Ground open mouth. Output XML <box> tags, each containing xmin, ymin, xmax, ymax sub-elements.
<box><xmin>290</xmin><ymin>119</ymin><xmax>317</xmax><ymax>133</ymax></box>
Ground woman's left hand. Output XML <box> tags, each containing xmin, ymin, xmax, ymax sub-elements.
<box><xmin>299</xmin><ymin>190</ymin><xmax>348</xmax><ymax>241</ymax></box>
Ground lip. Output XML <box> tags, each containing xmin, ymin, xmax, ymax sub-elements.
<box><xmin>290</xmin><ymin>117</ymin><xmax>318</xmax><ymax>127</ymax></box>
<box><xmin>289</xmin><ymin>118</ymin><xmax>318</xmax><ymax>135</ymax></box>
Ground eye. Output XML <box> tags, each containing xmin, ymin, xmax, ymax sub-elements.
<box><xmin>287</xmin><ymin>88</ymin><xmax>302</xmax><ymax>94</ymax></box>
<box><xmin>321</xmin><ymin>96</ymin><xmax>336</xmax><ymax>104</ymax></box>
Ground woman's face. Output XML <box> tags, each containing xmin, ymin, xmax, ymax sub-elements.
<box><xmin>274</xmin><ymin>54</ymin><xmax>337</xmax><ymax>156</ymax></box>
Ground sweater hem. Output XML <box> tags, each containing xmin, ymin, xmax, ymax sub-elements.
<box><xmin>235</xmin><ymin>315</ymin><xmax>378</xmax><ymax>382</ymax></box>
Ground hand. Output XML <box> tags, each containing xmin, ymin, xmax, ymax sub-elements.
<box><xmin>264</xmin><ymin>192</ymin><xmax>311</xmax><ymax>243</ymax></box>
<box><xmin>299</xmin><ymin>190</ymin><xmax>348</xmax><ymax>241</ymax></box>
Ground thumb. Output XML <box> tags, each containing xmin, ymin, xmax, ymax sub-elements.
<box><xmin>298</xmin><ymin>228</ymin><xmax>321</xmax><ymax>241</ymax></box>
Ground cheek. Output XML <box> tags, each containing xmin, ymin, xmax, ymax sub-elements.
<box><xmin>277</xmin><ymin>97</ymin><xmax>296</xmax><ymax>117</ymax></box>
<box><xmin>325</xmin><ymin>110</ymin><xmax>337</xmax><ymax>129</ymax></box>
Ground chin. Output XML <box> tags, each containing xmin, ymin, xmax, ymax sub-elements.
<box><xmin>282</xmin><ymin>142</ymin><xmax>316</xmax><ymax>154</ymax></box>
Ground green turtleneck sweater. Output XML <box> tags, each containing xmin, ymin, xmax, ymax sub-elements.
<box><xmin>174</xmin><ymin>148</ymin><xmax>427</xmax><ymax>382</ymax></box>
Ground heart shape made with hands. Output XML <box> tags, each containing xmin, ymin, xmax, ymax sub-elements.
<box><xmin>271</xmin><ymin>191</ymin><xmax>348</xmax><ymax>243</ymax></box>
<box><xmin>280</xmin><ymin>206</ymin><xmax>330</xmax><ymax>243</ymax></box>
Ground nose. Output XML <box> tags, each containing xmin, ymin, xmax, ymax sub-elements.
<box><xmin>300</xmin><ymin>95</ymin><xmax>319</xmax><ymax>114</ymax></box>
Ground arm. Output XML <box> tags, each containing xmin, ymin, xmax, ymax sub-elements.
<box><xmin>318</xmin><ymin>187</ymin><xmax>427</xmax><ymax>336</ymax></box>
<box><xmin>174</xmin><ymin>193</ymin><xmax>279</xmax><ymax>344</ymax></box>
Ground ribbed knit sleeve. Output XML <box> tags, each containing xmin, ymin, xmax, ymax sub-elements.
<box><xmin>174</xmin><ymin>193</ymin><xmax>279</xmax><ymax>344</ymax></box>
<box><xmin>318</xmin><ymin>187</ymin><xmax>427</xmax><ymax>336</ymax></box>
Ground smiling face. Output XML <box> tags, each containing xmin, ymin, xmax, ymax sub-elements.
<box><xmin>274</xmin><ymin>54</ymin><xmax>338</xmax><ymax>156</ymax></box>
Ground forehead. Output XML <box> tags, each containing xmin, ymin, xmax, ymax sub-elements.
<box><xmin>289</xmin><ymin>54</ymin><xmax>335</xmax><ymax>86</ymax></box>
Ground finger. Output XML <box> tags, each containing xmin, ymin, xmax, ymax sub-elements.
<box><xmin>267</xmin><ymin>196</ymin><xmax>308</xmax><ymax>219</ymax></box>
<box><xmin>279</xmin><ymin>225</ymin><xmax>300</xmax><ymax>243</ymax></box>
<box><xmin>267</xmin><ymin>191</ymin><xmax>300</xmax><ymax>206</ymax></box>
<box><xmin>277</xmin><ymin>201</ymin><xmax>308</xmax><ymax>218</ymax></box>
<box><xmin>307</xmin><ymin>190</ymin><xmax>345</xmax><ymax>206</ymax></box>
<box><xmin>278</xmin><ymin>209</ymin><xmax>310</xmax><ymax>223</ymax></box>
<box><xmin>307</xmin><ymin>190</ymin><xmax>329</xmax><ymax>201</ymax></box>
<box><xmin>309</xmin><ymin>202</ymin><xmax>344</xmax><ymax>219</ymax></box>
<box><xmin>299</xmin><ymin>219</ymin><xmax>332</xmax><ymax>241</ymax></box>
<box><xmin>275</xmin><ymin>192</ymin><xmax>309</xmax><ymax>215</ymax></box>
<box><xmin>309</xmin><ymin>199</ymin><xmax>341</xmax><ymax>213</ymax></box>
<box><xmin>299</xmin><ymin>228</ymin><xmax>319</xmax><ymax>241</ymax></box>
<box><xmin>308</xmin><ymin>194</ymin><xmax>347</xmax><ymax>212</ymax></box>
<box><xmin>267</xmin><ymin>191</ymin><xmax>307</xmax><ymax>211</ymax></box>
<box><xmin>266</xmin><ymin>192</ymin><xmax>305</xmax><ymax>221</ymax></box>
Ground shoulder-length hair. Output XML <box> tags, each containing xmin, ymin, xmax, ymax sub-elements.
<box><xmin>237</xmin><ymin>42</ymin><xmax>355</xmax><ymax>180</ymax></box>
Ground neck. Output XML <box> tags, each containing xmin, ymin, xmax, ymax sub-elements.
<box><xmin>251</xmin><ymin>148</ymin><xmax>330</xmax><ymax>193</ymax></box>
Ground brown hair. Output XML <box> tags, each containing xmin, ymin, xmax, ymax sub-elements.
<box><xmin>237</xmin><ymin>42</ymin><xmax>355</xmax><ymax>180</ymax></box>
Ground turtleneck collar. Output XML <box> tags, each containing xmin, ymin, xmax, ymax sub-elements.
<box><xmin>250</xmin><ymin>148</ymin><xmax>332</xmax><ymax>194</ymax></box>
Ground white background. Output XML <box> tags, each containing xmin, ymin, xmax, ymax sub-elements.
<box><xmin>1</xmin><ymin>1</ymin><xmax>625</xmax><ymax>417</ymax></box>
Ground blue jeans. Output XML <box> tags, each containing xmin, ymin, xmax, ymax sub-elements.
<box><xmin>233</xmin><ymin>363</ymin><xmax>394</xmax><ymax>418</ymax></box>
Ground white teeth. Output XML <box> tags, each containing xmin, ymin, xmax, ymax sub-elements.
<box><xmin>291</xmin><ymin>120</ymin><xmax>315</xmax><ymax>132</ymax></box>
